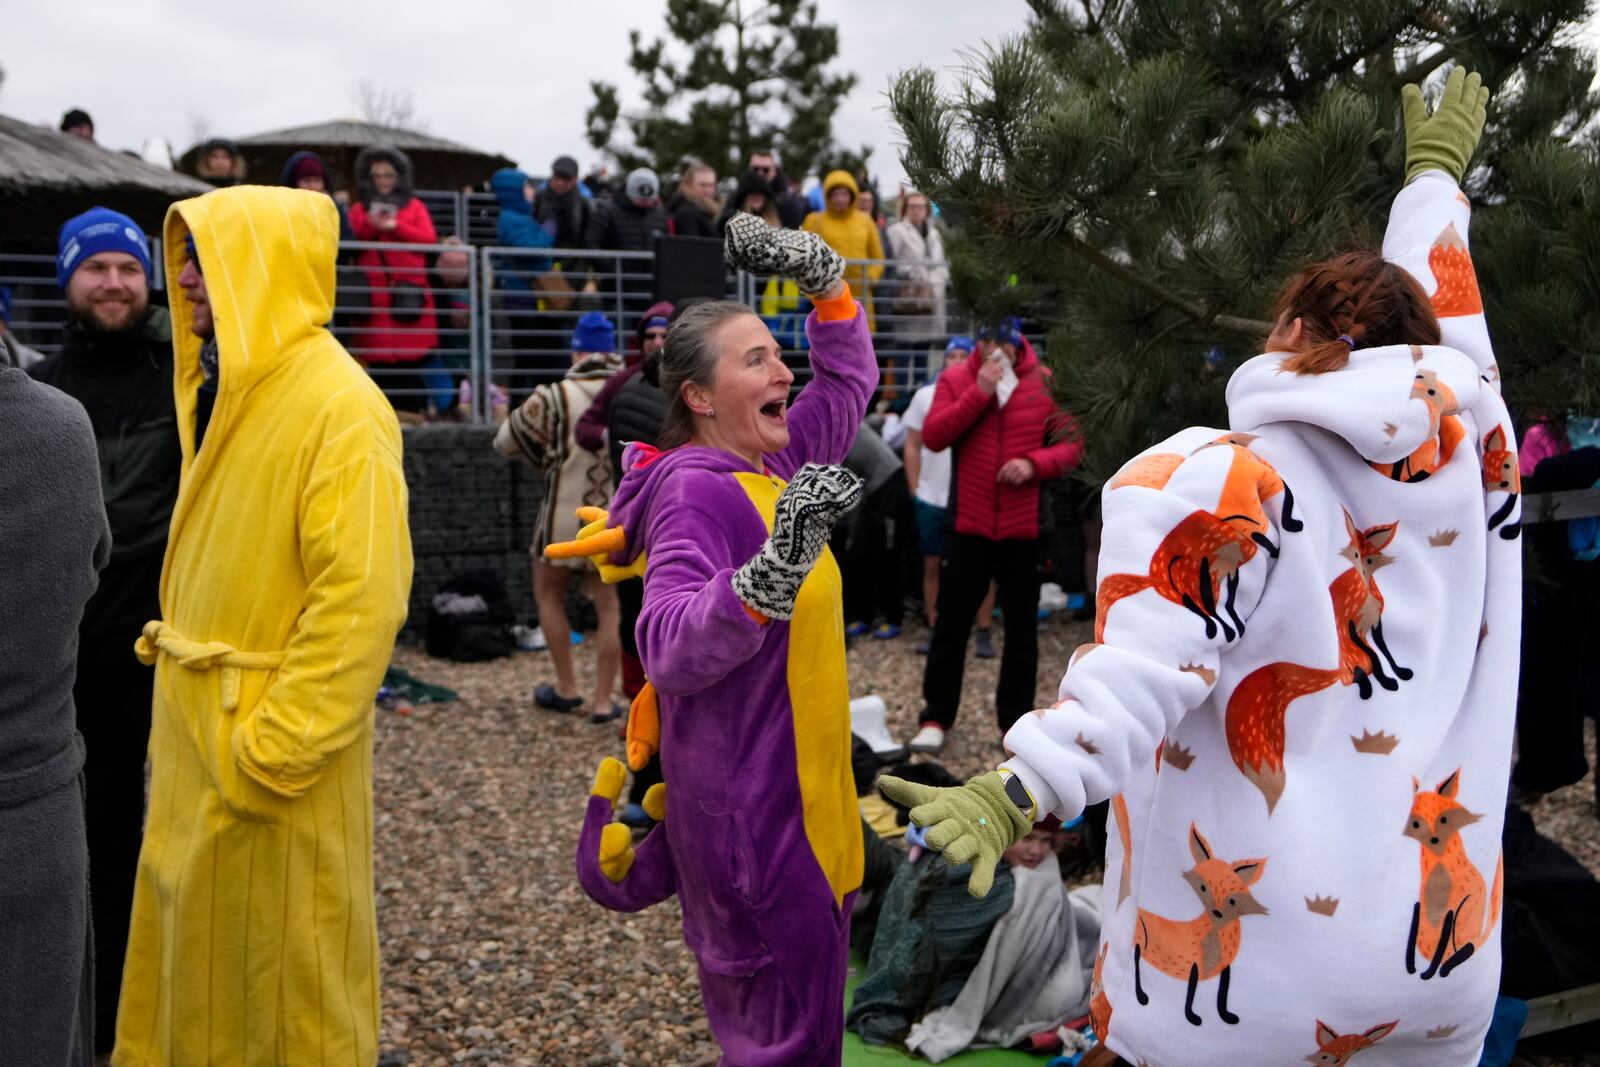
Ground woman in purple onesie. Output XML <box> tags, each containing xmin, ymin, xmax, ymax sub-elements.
<box><xmin>567</xmin><ymin>215</ymin><xmax>878</xmax><ymax>1065</ymax></box>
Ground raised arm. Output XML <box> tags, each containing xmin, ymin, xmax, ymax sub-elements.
<box><xmin>1383</xmin><ymin>68</ymin><xmax>1496</xmax><ymax>383</ymax></box>
<box><xmin>921</xmin><ymin>366</ymin><xmax>989</xmax><ymax>454</ymax></box>
<box><xmin>722</xmin><ymin>213</ymin><xmax>878</xmax><ymax>474</ymax></box>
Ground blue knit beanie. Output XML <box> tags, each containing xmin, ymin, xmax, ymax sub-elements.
<box><xmin>946</xmin><ymin>334</ymin><xmax>973</xmax><ymax>355</ymax></box>
<box><xmin>57</xmin><ymin>207</ymin><xmax>152</xmax><ymax>290</ymax></box>
<box><xmin>572</xmin><ymin>312</ymin><xmax>616</xmax><ymax>354</ymax></box>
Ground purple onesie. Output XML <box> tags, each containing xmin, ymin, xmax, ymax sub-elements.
<box><xmin>575</xmin><ymin>303</ymin><xmax>879</xmax><ymax>1065</ymax></box>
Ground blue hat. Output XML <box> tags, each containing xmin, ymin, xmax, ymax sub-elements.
<box><xmin>946</xmin><ymin>335</ymin><xmax>973</xmax><ymax>354</ymax></box>
<box><xmin>0</xmin><ymin>285</ymin><xmax>12</xmax><ymax>324</ymax></box>
<box><xmin>57</xmin><ymin>207</ymin><xmax>152</xmax><ymax>290</ymax></box>
<box><xmin>572</xmin><ymin>312</ymin><xmax>616</xmax><ymax>353</ymax></box>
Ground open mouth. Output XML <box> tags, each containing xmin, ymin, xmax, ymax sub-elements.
<box><xmin>760</xmin><ymin>399</ymin><xmax>787</xmax><ymax>424</ymax></box>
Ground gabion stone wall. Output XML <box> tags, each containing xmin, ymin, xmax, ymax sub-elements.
<box><xmin>401</xmin><ymin>425</ymin><xmax>535</xmax><ymax>636</ymax></box>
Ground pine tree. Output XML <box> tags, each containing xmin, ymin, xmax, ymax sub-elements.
<box><xmin>890</xmin><ymin>0</ymin><xmax>1600</xmax><ymax>482</ymax></box>
<box><xmin>587</xmin><ymin>0</ymin><xmax>857</xmax><ymax>181</ymax></box>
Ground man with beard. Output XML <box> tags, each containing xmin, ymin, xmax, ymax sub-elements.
<box><xmin>28</xmin><ymin>207</ymin><xmax>179</xmax><ymax>1057</ymax></box>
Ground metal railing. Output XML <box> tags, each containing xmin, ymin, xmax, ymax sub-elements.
<box><xmin>2</xmin><ymin>242</ymin><xmax>964</xmax><ymax>420</ymax></box>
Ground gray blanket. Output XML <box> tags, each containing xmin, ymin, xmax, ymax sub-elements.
<box><xmin>906</xmin><ymin>858</ymin><xmax>1103</xmax><ymax>1063</ymax></box>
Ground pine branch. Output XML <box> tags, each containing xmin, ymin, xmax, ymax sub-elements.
<box><xmin>1060</xmin><ymin>232</ymin><xmax>1272</xmax><ymax>336</ymax></box>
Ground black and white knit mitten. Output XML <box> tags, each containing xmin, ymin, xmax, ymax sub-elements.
<box><xmin>731</xmin><ymin>464</ymin><xmax>864</xmax><ymax>620</ymax></box>
<box><xmin>723</xmin><ymin>213</ymin><xmax>846</xmax><ymax>297</ymax></box>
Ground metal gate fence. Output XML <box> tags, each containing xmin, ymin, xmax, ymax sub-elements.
<box><xmin>2</xmin><ymin>239</ymin><xmax>972</xmax><ymax>422</ymax></box>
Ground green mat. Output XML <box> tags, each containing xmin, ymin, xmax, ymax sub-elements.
<box><xmin>842</xmin><ymin>953</ymin><xmax>1044</xmax><ymax>1066</ymax></box>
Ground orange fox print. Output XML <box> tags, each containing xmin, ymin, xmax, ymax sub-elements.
<box><xmin>1483</xmin><ymin>426</ymin><xmax>1521</xmax><ymax>540</ymax></box>
<box><xmin>1133</xmin><ymin>825</ymin><xmax>1267</xmax><ymax>1027</ymax></box>
<box><xmin>1428</xmin><ymin>222</ymin><xmax>1482</xmax><ymax>318</ymax></box>
<box><xmin>1372</xmin><ymin>365</ymin><xmax>1465</xmax><ymax>483</ymax></box>
<box><xmin>1089</xmin><ymin>942</ymin><xmax>1113</xmax><ymax>1041</ymax></box>
<box><xmin>1405</xmin><ymin>770</ymin><xmax>1503</xmax><ymax>980</ymax></box>
<box><xmin>1328</xmin><ymin>513</ymin><xmax>1412</xmax><ymax>699</ymax></box>
<box><xmin>1225</xmin><ymin>512</ymin><xmax>1412</xmax><ymax>812</ymax></box>
<box><xmin>1112</xmin><ymin>793</ymin><xmax>1133</xmax><ymax>905</ymax></box>
<box><xmin>1098</xmin><ymin>438</ymin><xmax>1303</xmax><ymax>644</ymax></box>
<box><xmin>1306</xmin><ymin>1019</ymin><xmax>1398</xmax><ymax>1065</ymax></box>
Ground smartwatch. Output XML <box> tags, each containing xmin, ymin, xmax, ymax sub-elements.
<box><xmin>1001</xmin><ymin>770</ymin><xmax>1036</xmax><ymax>820</ymax></box>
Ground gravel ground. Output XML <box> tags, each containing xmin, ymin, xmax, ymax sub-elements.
<box><xmin>375</xmin><ymin>615</ymin><xmax>1600</xmax><ymax>1066</ymax></box>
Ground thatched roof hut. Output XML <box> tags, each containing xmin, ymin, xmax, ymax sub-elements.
<box><xmin>0</xmin><ymin>114</ymin><xmax>212</xmax><ymax>239</ymax></box>
<box><xmin>179</xmin><ymin>119</ymin><xmax>515</xmax><ymax>192</ymax></box>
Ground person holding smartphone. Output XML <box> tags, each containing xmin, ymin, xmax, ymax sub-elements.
<box><xmin>348</xmin><ymin>145</ymin><xmax>439</xmax><ymax>413</ymax></box>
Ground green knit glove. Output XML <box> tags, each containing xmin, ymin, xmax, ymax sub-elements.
<box><xmin>879</xmin><ymin>771</ymin><xmax>1032</xmax><ymax>898</ymax></box>
<box><xmin>1402</xmin><ymin>66</ymin><xmax>1491</xmax><ymax>185</ymax></box>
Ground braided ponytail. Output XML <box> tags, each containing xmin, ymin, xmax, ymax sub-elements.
<box><xmin>1271</xmin><ymin>252</ymin><xmax>1440</xmax><ymax>374</ymax></box>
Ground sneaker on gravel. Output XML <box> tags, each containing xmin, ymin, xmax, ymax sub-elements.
<box><xmin>907</xmin><ymin>723</ymin><xmax>947</xmax><ymax>754</ymax></box>
<box><xmin>844</xmin><ymin>621</ymin><xmax>870</xmax><ymax>638</ymax></box>
<box><xmin>872</xmin><ymin>623</ymin><xmax>902</xmax><ymax>640</ymax></box>
<box><xmin>975</xmin><ymin>629</ymin><xmax>996</xmax><ymax>659</ymax></box>
<box><xmin>590</xmin><ymin>701</ymin><xmax>625</xmax><ymax>725</ymax></box>
<box><xmin>534</xmin><ymin>684</ymin><xmax>583</xmax><ymax>713</ymax></box>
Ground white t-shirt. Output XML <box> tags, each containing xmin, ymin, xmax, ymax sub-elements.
<box><xmin>902</xmin><ymin>382</ymin><xmax>951</xmax><ymax>508</ymax></box>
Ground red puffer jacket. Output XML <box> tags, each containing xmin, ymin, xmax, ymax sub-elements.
<box><xmin>348</xmin><ymin>198</ymin><xmax>439</xmax><ymax>365</ymax></box>
<box><xmin>922</xmin><ymin>336</ymin><xmax>1080</xmax><ymax>541</ymax></box>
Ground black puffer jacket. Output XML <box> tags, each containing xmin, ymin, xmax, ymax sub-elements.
<box><xmin>28</xmin><ymin>306</ymin><xmax>180</xmax><ymax>638</ymax></box>
<box><xmin>666</xmin><ymin>193</ymin><xmax>718</xmax><ymax>239</ymax></box>
<box><xmin>583</xmin><ymin>197</ymin><xmax>668</xmax><ymax>255</ymax></box>
<box><xmin>534</xmin><ymin>186</ymin><xmax>591</xmax><ymax>249</ymax></box>
<box><xmin>606</xmin><ymin>367</ymin><xmax>666</xmax><ymax>483</ymax></box>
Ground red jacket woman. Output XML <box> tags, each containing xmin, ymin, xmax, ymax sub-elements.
<box><xmin>348</xmin><ymin>146</ymin><xmax>438</xmax><ymax>366</ymax></box>
<box><xmin>922</xmin><ymin>331</ymin><xmax>1080</xmax><ymax>541</ymax></box>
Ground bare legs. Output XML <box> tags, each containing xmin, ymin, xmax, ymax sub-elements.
<box><xmin>587</xmin><ymin>570</ymin><xmax>620</xmax><ymax>712</ymax></box>
<box><xmin>534</xmin><ymin>560</ymin><xmax>578</xmax><ymax>699</ymax></box>
<box><xmin>534</xmin><ymin>560</ymin><xmax>620</xmax><ymax>710</ymax></box>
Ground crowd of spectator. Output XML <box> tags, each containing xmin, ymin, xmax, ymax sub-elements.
<box><xmin>13</xmin><ymin>109</ymin><xmax>957</xmax><ymax>425</ymax></box>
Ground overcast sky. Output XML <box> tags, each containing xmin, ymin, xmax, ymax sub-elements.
<box><xmin>1</xmin><ymin>0</ymin><xmax>1036</xmax><ymax>191</ymax></box>
<box><xmin>4</xmin><ymin>2</ymin><xmax>1596</xmax><ymax>193</ymax></box>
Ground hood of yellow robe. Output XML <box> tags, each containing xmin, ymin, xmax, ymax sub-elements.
<box><xmin>163</xmin><ymin>185</ymin><xmax>340</xmax><ymax>460</ymax></box>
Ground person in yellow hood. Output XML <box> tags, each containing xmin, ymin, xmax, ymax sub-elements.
<box><xmin>803</xmin><ymin>170</ymin><xmax>886</xmax><ymax>331</ymax></box>
<box><xmin>113</xmin><ymin>186</ymin><xmax>412</xmax><ymax>1066</ymax></box>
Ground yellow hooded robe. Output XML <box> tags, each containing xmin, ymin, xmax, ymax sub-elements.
<box><xmin>803</xmin><ymin>170</ymin><xmax>885</xmax><ymax>330</ymax></box>
<box><xmin>114</xmin><ymin>186</ymin><xmax>412</xmax><ymax>1066</ymax></box>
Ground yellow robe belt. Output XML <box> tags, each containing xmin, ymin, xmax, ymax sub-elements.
<box><xmin>134</xmin><ymin>620</ymin><xmax>287</xmax><ymax>711</ymax></box>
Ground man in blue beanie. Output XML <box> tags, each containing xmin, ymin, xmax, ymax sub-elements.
<box><xmin>27</xmin><ymin>206</ymin><xmax>178</xmax><ymax>1056</ymax></box>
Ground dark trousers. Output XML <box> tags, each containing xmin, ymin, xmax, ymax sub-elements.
<box><xmin>619</xmin><ymin>578</ymin><xmax>665</xmax><ymax>805</ymax></box>
<box><xmin>840</xmin><ymin>477</ymin><xmax>911</xmax><ymax>628</ymax></box>
<box><xmin>75</xmin><ymin>626</ymin><xmax>153</xmax><ymax>1053</ymax></box>
<box><xmin>1512</xmin><ymin>543</ymin><xmax>1600</xmax><ymax>793</ymax></box>
<box><xmin>922</xmin><ymin>533</ymin><xmax>1042</xmax><ymax>736</ymax></box>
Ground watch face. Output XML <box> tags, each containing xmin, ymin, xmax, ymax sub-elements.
<box><xmin>1004</xmin><ymin>773</ymin><xmax>1032</xmax><ymax>811</ymax></box>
